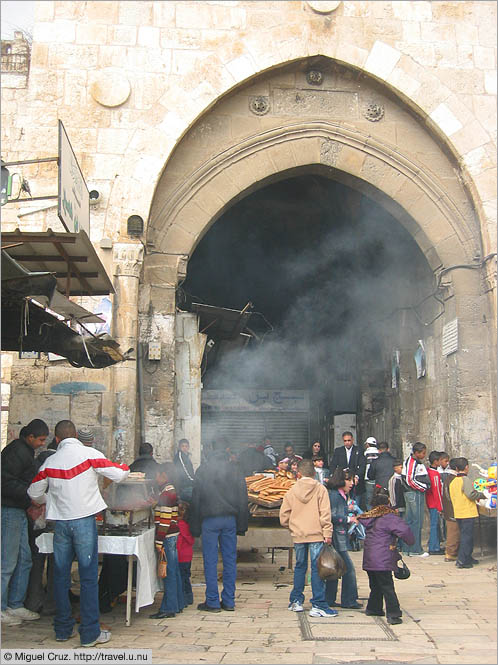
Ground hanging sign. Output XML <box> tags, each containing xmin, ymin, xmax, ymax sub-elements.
<box><xmin>58</xmin><ymin>120</ymin><xmax>90</xmax><ymax>235</ymax></box>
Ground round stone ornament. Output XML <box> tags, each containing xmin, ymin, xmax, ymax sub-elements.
<box><xmin>306</xmin><ymin>1</ymin><xmax>341</xmax><ymax>13</ymax></box>
<box><xmin>90</xmin><ymin>68</ymin><xmax>131</xmax><ymax>108</ymax></box>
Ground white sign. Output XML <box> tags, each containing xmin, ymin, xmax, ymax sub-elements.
<box><xmin>202</xmin><ymin>389</ymin><xmax>309</xmax><ymax>412</ymax></box>
<box><xmin>442</xmin><ymin>318</ymin><xmax>458</xmax><ymax>356</ymax></box>
<box><xmin>58</xmin><ymin>120</ymin><xmax>89</xmax><ymax>235</ymax></box>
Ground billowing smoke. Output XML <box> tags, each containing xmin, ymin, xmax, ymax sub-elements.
<box><xmin>184</xmin><ymin>174</ymin><xmax>435</xmax><ymax>400</ymax></box>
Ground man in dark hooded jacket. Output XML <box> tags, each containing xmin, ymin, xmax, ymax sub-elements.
<box><xmin>190</xmin><ymin>441</ymin><xmax>248</xmax><ymax>612</ymax></box>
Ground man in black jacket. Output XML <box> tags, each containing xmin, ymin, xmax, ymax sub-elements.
<box><xmin>190</xmin><ymin>441</ymin><xmax>248</xmax><ymax>612</ymax></box>
<box><xmin>329</xmin><ymin>431</ymin><xmax>366</xmax><ymax>506</ymax></box>
<box><xmin>1</xmin><ymin>419</ymin><xmax>49</xmax><ymax>625</ymax></box>
<box><xmin>368</xmin><ymin>442</ymin><xmax>397</xmax><ymax>493</ymax></box>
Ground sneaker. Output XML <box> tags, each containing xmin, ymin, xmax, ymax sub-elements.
<box><xmin>56</xmin><ymin>629</ymin><xmax>77</xmax><ymax>642</ymax></box>
<box><xmin>1</xmin><ymin>610</ymin><xmax>22</xmax><ymax>626</ymax></box>
<box><xmin>470</xmin><ymin>557</ymin><xmax>480</xmax><ymax>564</ymax></box>
<box><xmin>456</xmin><ymin>561</ymin><xmax>473</xmax><ymax>569</ymax></box>
<box><xmin>411</xmin><ymin>552</ymin><xmax>429</xmax><ymax>558</ymax></box>
<box><xmin>309</xmin><ymin>606</ymin><xmax>338</xmax><ymax>618</ymax></box>
<box><xmin>365</xmin><ymin>609</ymin><xmax>385</xmax><ymax>617</ymax></box>
<box><xmin>220</xmin><ymin>602</ymin><xmax>235</xmax><ymax>611</ymax></box>
<box><xmin>387</xmin><ymin>617</ymin><xmax>403</xmax><ymax>625</ymax></box>
<box><xmin>81</xmin><ymin>629</ymin><xmax>111</xmax><ymax>648</ymax></box>
<box><xmin>6</xmin><ymin>607</ymin><xmax>40</xmax><ymax>621</ymax></box>
<box><xmin>288</xmin><ymin>601</ymin><xmax>304</xmax><ymax>612</ymax></box>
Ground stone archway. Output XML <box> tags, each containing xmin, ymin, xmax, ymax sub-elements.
<box><xmin>141</xmin><ymin>57</ymin><xmax>495</xmax><ymax>464</ymax></box>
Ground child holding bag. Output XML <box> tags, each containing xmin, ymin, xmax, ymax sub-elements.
<box><xmin>358</xmin><ymin>493</ymin><xmax>414</xmax><ymax>625</ymax></box>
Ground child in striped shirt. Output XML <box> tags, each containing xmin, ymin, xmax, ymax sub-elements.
<box><xmin>150</xmin><ymin>463</ymin><xmax>185</xmax><ymax>619</ymax></box>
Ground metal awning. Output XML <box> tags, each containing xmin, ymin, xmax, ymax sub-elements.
<box><xmin>1</xmin><ymin>237</ymin><xmax>126</xmax><ymax>368</ymax></box>
<box><xmin>1</xmin><ymin>228</ymin><xmax>114</xmax><ymax>296</ymax></box>
<box><xmin>191</xmin><ymin>302</ymin><xmax>254</xmax><ymax>340</ymax></box>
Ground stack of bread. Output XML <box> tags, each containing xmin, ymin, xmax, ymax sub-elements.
<box><xmin>245</xmin><ymin>469</ymin><xmax>296</xmax><ymax>507</ymax></box>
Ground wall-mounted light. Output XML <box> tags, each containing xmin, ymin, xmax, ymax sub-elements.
<box><xmin>127</xmin><ymin>215</ymin><xmax>144</xmax><ymax>236</ymax></box>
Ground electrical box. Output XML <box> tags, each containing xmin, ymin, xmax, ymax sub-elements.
<box><xmin>148</xmin><ymin>341</ymin><xmax>161</xmax><ymax>361</ymax></box>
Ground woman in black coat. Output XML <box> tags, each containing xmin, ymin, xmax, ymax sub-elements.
<box><xmin>325</xmin><ymin>469</ymin><xmax>362</xmax><ymax>609</ymax></box>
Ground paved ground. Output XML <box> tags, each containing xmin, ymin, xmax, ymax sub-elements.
<box><xmin>2</xmin><ymin>546</ymin><xmax>496</xmax><ymax>664</ymax></box>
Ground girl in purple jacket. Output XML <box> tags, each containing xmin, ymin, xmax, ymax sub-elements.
<box><xmin>358</xmin><ymin>493</ymin><xmax>414</xmax><ymax>625</ymax></box>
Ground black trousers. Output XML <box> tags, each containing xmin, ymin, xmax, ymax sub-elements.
<box><xmin>456</xmin><ymin>517</ymin><xmax>475</xmax><ymax>565</ymax></box>
<box><xmin>366</xmin><ymin>570</ymin><xmax>401</xmax><ymax>619</ymax></box>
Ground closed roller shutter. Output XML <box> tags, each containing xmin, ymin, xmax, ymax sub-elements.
<box><xmin>201</xmin><ymin>409</ymin><xmax>310</xmax><ymax>458</ymax></box>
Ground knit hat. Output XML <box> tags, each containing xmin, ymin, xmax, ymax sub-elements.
<box><xmin>365</xmin><ymin>436</ymin><xmax>377</xmax><ymax>446</ymax></box>
<box><xmin>77</xmin><ymin>428</ymin><xmax>95</xmax><ymax>444</ymax></box>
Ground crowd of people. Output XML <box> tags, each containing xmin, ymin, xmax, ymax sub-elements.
<box><xmin>1</xmin><ymin>422</ymin><xmax>488</xmax><ymax>646</ymax></box>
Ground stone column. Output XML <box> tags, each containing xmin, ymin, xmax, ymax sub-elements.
<box><xmin>140</xmin><ymin>253</ymin><xmax>188</xmax><ymax>462</ymax></box>
<box><xmin>111</xmin><ymin>242</ymin><xmax>144</xmax><ymax>463</ymax></box>
<box><xmin>174</xmin><ymin>312</ymin><xmax>207</xmax><ymax>470</ymax></box>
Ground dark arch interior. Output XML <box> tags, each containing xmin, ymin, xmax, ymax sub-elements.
<box><xmin>181</xmin><ymin>174</ymin><xmax>436</xmax><ymax>450</ymax></box>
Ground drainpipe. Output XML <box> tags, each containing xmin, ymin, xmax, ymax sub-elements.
<box><xmin>137</xmin><ymin>342</ymin><xmax>145</xmax><ymax>445</ymax></box>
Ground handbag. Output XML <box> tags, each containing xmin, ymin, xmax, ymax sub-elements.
<box><xmin>393</xmin><ymin>553</ymin><xmax>410</xmax><ymax>580</ymax></box>
<box><xmin>157</xmin><ymin>547</ymin><xmax>167</xmax><ymax>579</ymax></box>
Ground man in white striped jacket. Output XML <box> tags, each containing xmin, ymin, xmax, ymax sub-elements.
<box><xmin>401</xmin><ymin>442</ymin><xmax>431</xmax><ymax>557</ymax></box>
<box><xmin>28</xmin><ymin>420</ymin><xmax>129</xmax><ymax>647</ymax></box>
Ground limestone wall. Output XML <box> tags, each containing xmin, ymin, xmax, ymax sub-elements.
<box><xmin>1</xmin><ymin>1</ymin><xmax>495</xmax><ymax>461</ymax></box>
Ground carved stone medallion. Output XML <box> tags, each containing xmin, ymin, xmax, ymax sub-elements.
<box><xmin>364</xmin><ymin>103</ymin><xmax>385</xmax><ymax>122</ymax></box>
<box><xmin>306</xmin><ymin>70</ymin><xmax>324</xmax><ymax>86</ymax></box>
<box><xmin>249</xmin><ymin>96</ymin><xmax>270</xmax><ymax>116</ymax></box>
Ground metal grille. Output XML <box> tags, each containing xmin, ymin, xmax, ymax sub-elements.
<box><xmin>298</xmin><ymin>611</ymin><xmax>398</xmax><ymax>642</ymax></box>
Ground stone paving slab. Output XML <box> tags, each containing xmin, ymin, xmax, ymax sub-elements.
<box><xmin>2</xmin><ymin>548</ymin><xmax>496</xmax><ymax>664</ymax></box>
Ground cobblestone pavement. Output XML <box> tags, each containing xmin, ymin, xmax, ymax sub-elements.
<box><xmin>2</xmin><ymin>548</ymin><xmax>496</xmax><ymax>664</ymax></box>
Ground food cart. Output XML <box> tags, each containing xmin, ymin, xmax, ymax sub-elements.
<box><xmin>238</xmin><ymin>471</ymin><xmax>296</xmax><ymax>568</ymax></box>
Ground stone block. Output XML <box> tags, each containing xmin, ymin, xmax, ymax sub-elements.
<box><xmin>109</xmin><ymin>24</ymin><xmax>137</xmax><ymax>46</ymax></box>
<box><xmin>392</xmin><ymin>2</ymin><xmax>432</xmax><ymax>21</ymax></box>
<box><xmin>69</xmin><ymin>392</ymin><xmax>103</xmax><ymax>424</ymax></box>
<box><xmin>85</xmin><ymin>1</ymin><xmax>119</xmax><ymax>22</ymax></box>
<box><xmin>75</xmin><ymin>22</ymin><xmax>108</xmax><ymax>45</ymax></box>
<box><xmin>473</xmin><ymin>46</ymin><xmax>497</xmax><ymax>71</ymax></box>
<box><xmin>118</xmin><ymin>1</ymin><xmax>153</xmax><ymax>26</ymax></box>
<box><xmin>97</xmin><ymin>128</ymin><xmax>132</xmax><ymax>154</ymax></box>
<box><xmin>429</xmin><ymin>102</ymin><xmax>463</xmax><ymax>137</ymax></box>
<box><xmin>364</xmin><ymin>40</ymin><xmax>401</xmax><ymax>80</ymax></box>
<box><xmin>137</xmin><ymin>25</ymin><xmax>160</xmax><ymax>48</ymax></box>
<box><xmin>9</xmin><ymin>394</ymin><xmax>70</xmax><ymax>430</ymax></box>
<box><xmin>484</xmin><ymin>70</ymin><xmax>497</xmax><ymax>95</ymax></box>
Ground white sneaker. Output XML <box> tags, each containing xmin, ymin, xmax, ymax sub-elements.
<box><xmin>81</xmin><ymin>629</ymin><xmax>111</xmax><ymax>648</ymax></box>
<box><xmin>309</xmin><ymin>606</ymin><xmax>338</xmax><ymax>618</ymax></box>
<box><xmin>6</xmin><ymin>607</ymin><xmax>40</xmax><ymax>621</ymax></box>
<box><xmin>288</xmin><ymin>601</ymin><xmax>304</xmax><ymax>612</ymax></box>
<box><xmin>1</xmin><ymin>610</ymin><xmax>22</xmax><ymax>626</ymax></box>
<box><xmin>411</xmin><ymin>552</ymin><xmax>429</xmax><ymax>558</ymax></box>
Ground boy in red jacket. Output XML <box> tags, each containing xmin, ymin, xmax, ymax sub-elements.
<box><xmin>426</xmin><ymin>452</ymin><xmax>444</xmax><ymax>555</ymax></box>
<box><xmin>177</xmin><ymin>502</ymin><xmax>194</xmax><ymax>606</ymax></box>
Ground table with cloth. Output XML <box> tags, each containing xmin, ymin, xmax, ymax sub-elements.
<box><xmin>35</xmin><ymin>527</ymin><xmax>161</xmax><ymax>626</ymax></box>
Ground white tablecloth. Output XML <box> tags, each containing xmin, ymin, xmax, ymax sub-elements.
<box><xmin>35</xmin><ymin>528</ymin><xmax>161</xmax><ymax>612</ymax></box>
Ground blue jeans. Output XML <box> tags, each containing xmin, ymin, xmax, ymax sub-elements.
<box><xmin>403</xmin><ymin>490</ymin><xmax>425</xmax><ymax>554</ymax></box>
<box><xmin>201</xmin><ymin>515</ymin><xmax>237</xmax><ymax>608</ymax></box>
<box><xmin>179</xmin><ymin>561</ymin><xmax>193</xmax><ymax>605</ymax></box>
<box><xmin>325</xmin><ymin>549</ymin><xmax>358</xmax><ymax>607</ymax></box>
<box><xmin>456</xmin><ymin>518</ymin><xmax>475</xmax><ymax>565</ymax></box>
<box><xmin>159</xmin><ymin>535</ymin><xmax>184</xmax><ymax>614</ymax></box>
<box><xmin>53</xmin><ymin>517</ymin><xmax>99</xmax><ymax>644</ymax></box>
<box><xmin>428</xmin><ymin>508</ymin><xmax>442</xmax><ymax>552</ymax></box>
<box><xmin>1</xmin><ymin>506</ymin><xmax>32</xmax><ymax>610</ymax></box>
<box><xmin>290</xmin><ymin>542</ymin><xmax>327</xmax><ymax>610</ymax></box>
<box><xmin>365</xmin><ymin>481</ymin><xmax>375</xmax><ymax>511</ymax></box>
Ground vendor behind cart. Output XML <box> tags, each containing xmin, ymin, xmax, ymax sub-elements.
<box><xmin>28</xmin><ymin>420</ymin><xmax>129</xmax><ymax>647</ymax></box>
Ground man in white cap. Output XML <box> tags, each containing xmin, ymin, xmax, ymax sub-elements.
<box><xmin>363</xmin><ymin>437</ymin><xmax>379</xmax><ymax>510</ymax></box>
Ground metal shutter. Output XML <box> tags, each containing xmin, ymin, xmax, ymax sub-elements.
<box><xmin>201</xmin><ymin>409</ymin><xmax>310</xmax><ymax>458</ymax></box>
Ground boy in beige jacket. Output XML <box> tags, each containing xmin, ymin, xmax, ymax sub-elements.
<box><xmin>279</xmin><ymin>458</ymin><xmax>336</xmax><ymax>617</ymax></box>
